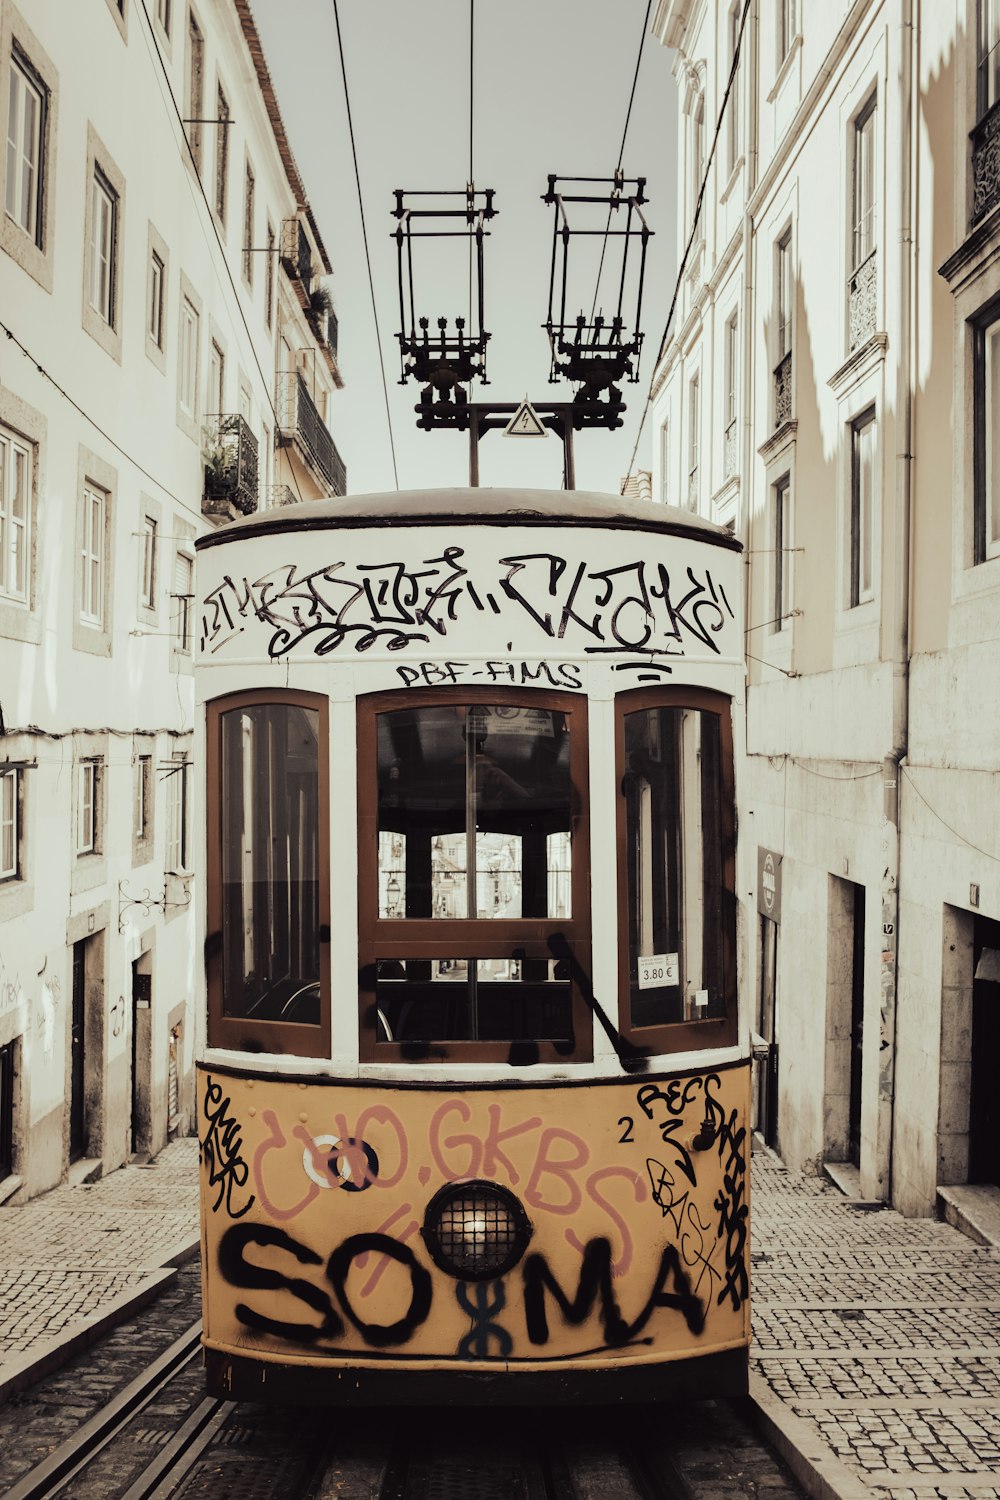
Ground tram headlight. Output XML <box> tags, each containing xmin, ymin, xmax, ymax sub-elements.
<box><xmin>421</xmin><ymin>1180</ymin><xmax>532</xmax><ymax>1281</ymax></box>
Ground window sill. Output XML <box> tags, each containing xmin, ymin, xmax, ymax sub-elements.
<box><xmin>828</xmin><ymin>332</ymin><xmax>888</xmax><ymax>401</ymax></box>
<box><xmin>767</xmin><ymin>34</ymin><xmax>802</xmax><ymax>103</ymax></box>
<box><xmin>0</xmin><ymin>600</ymin><xmax>41</xmax><ymax>645</ymax></box>
<box><xmin>71</xmin><ymin>854</ymin><xmax>107</xmax><ymax>897</ymax></box>
<box><xmin>758</xmin><ymin>418</ymin><xmax>797</xmax><ymax>463</ymax></box>
<box><xmin>0</xmin><ymin>879</ymin><xmax>33</xmax><ymax>924</ymax></box>
<box><xmin>719</xmin><ymin>156</ymin><xmax>745</xmax><ymax>206</ymax></box>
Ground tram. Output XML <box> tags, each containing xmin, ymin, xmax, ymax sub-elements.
<box><xmin>194</xmin><ymin>486</ymin><xmax>749</xmax><ymax>1405</ymax></box>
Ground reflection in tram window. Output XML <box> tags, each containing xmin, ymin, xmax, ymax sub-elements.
<box><xmin>376</xmin><ymin>705</ymin><xmax>572</xmax><ymax>922</ymax></box>
<box><xmin>365</xmin><ymin>699</ymin><xmax>586</xmax><ymax>1055</ymax></box>
<box><xmin>623</xmin><ymin>706</ymin><xmax>727</xmax><ymax>1028</ymax></box>
<box><xmin>220</xmin><ymin>702</ymin><xmax>321</xmax><ymax>1024</ymax></box>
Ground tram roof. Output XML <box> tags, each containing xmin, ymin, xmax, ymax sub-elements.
<box><xmin>195</xmin><ymin>488</ymin><xmax>742</xmax><ymax>551</ymax></box>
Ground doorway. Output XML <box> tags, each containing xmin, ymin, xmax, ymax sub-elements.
<box><xmin>131</xmin><ymin>957</ymin><xmax>152</xmax><ymax>1156</ymax></box>
<box><xmin>970</xmin><ymin>915</ymin><xmax>1000</xmax><ymax>1186</ymax></box>
<box><xmin>70</xmin><ymin>941</ymin><xmax>87</xmax><ymax>1161</ymax></box>
<box><xmin>848</xmin><ymin>883</ymin><xmax>866</xmax><ymax>1168</ymax></box>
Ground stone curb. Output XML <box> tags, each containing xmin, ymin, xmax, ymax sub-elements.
<box><xmin>0</xmin><ymin>1233</ymin><xmax>200</xmax><ymax>1407</ymax></box>
<box><xmin>747</xmin><ymin>1371</ymin><xmax>874</xmax><ymax>1500</ymax></box>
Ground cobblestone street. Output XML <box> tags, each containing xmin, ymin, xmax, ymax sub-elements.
<box><xmin>751</xmin><ymin>1147</ymin><xmax>1000</xmax><ymax>1499</ymax></box>
<box><xmin>0</xmin><ymin>1137</ymin><xmax>998</xmax><ymax>1500</ymax></box>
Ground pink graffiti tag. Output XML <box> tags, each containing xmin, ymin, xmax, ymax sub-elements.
<box><xmin>565</xmin><ymin>1166</ymin><xmax>647</xmax><ymax>1278</ymax></box>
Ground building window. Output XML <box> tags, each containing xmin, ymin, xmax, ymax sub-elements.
<box><xmin>690</xmin><ymin>92</ymin><xmax>705</xmax><ymax>218</ymax></box>
<box><xmin>148</xmin><ymin>249</ymin><xmax>164</xmax><ymax>348</ymax></box>
<box><xmin>88</xmin><ymin>169</ymin><xmax>117</xmax><ymax>326</ymax></box>
<box><xmin>724</xmin><ymin>312</ymin><xmax>738</xmax><ymax>478</ymax></box>
<box><xmin>849</xmin><ymin>408</ymin><xmax>876</xmax><ymax>607</ymax></box>
<box><xmin>214</xmin><ymin>83</ymin><xmax>229</xmax><ymax>223</ymax></box>
<box><xmin>774</xmin><ymin>230</ymin><xmax>793</xmax><ymax>427</ymax></box>
<box><xmin>6</xmin><ymin>52</ymin><xmax>45</xmax><ymax>244</ymax></box>
<box><xmin>242</xmin><ymin>160</ymin><xmax>255</xmax><ymax>284</ymax></box>
<box><xmin>0</xmin><ymin>424</ymin><xmax>31</xmax><ymax>604</ymax></box>
<box><xmin>1</xmin><ymin>767</ymin><xmax>20</xmax><ymax>880</ymax></box>
<box><xmin>659</xmin><ymin>420</ymin><xmax>669</xmax><ymax>505</ymax></box>
<box><xmin>179</xmin><ymin>295</ymin><xmax>199</xmax><ymax>415</ymax></box>
<box><xmin>165</xmin><ymin>761</ymin><xmax>188</xmax><ymax>872</ymax></box>
<box><xmin>80</xmin><ymin>484</ymin><xmax>105</xmax><ymax>627</ymax></box>
<box><xmin>140</xmin><ymin>515</ymin><xmax>157</xmax><ymax>610</ymax></box>
<box><xmin>617</xmin><ymin>689</ymin><xmax>737</xmax><ymax>1053</ymax></box>
<box><xmin>265</xmin><ymin>219</ymin><xmax>275</xmax><ymax>328</ymax></box>
<box><xmin>777</xmin><ymin>0</ymin><xmax>796</xmax><ymax>64</ymax></box>
<box><xmin>185</xmin><ymin>11</ymin><xmax>204</xmax><ymax>172</ymax></box>
<box><xmin>156</xmin><ymin>0</ymin><xmax>171</xmax><ymax>36</ymax></box>
<box><xmin>849</xmin><ymin>95</ymin><xmax>877</xmax><ymax>351</ymax></box>
<box><xmin>209</xmin><ymin>338</ymin><xmax>224</xmax><ymax>415</ymax></box>
<box><xmin>357</xmin><ymin>693</ymin><xmax>591</xmax><ymax>1064</ymax></box>
<box><xmin>726</xmin><ymin>5</ymin><xmax>741</xmax><ymax>176</ymax></box>
<box><xmin>687</xmin><ymin>372</ymin><xmax>700</xmax><ymax>509</ymax></box>
<box><xmin>136</xmin><ymin>753</ymin><xmax>152</xmax><ymax>845</ymax></box>
<box><xmin>979</xmin><ymin>0</ymin><xmax>1000</xmax><ymax>116</ymax></box>
<box><xmin>773</xmin><ymin>473</ymin><xmax>792</xmax><ymax>631</ymax></box>
<box><xmin>77</xmin><ymin>759</ymin><xmax>100</xmax><ymax>855</ymax></box>
<box><xmin>973</xmin><ymin>306</ymin><xmax>1000</xmax><ymax>564</ymax></box>
<box><xmin>172</xmin><ymin>551</ymin><xmax>193</xmax><ymax>651</ymax></box>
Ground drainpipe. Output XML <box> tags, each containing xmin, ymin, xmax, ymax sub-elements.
<box><xmin>877</xmin><ymin>0</ymin><xmax>915</xmax><ymax>1205</ymax></box>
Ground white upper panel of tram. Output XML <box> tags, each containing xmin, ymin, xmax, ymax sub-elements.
<box><xmin>195</xmin><ymin>488</ymin><xmax>743</xmax><ymax>683</ymax></box>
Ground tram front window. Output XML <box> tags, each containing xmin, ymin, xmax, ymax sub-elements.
<box><xmin>620</xmin><ymin>697</ymin><xmax>735</xmax><ymax>1039</ymax></box>
<box><xmin>220</xmin><ymin>702</ymin><xmax>321</xmax><ymax>1026</ymax></box>
<box><xmin>362</xmin><ymin>697</ymin><xmax>589</xmax><ymax>1057</ymax></box>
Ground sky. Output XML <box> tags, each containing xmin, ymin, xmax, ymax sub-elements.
<box><xmin>252</xmin><ymin>0</ymin><xmax>678</xmax><ymax>499</ymax></box>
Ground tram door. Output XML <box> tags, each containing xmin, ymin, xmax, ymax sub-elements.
<box><xmin>970</xmin><ymin>916</ymin><xmax>1000</xmax><ymax>1186</ymax></box>
<box><xmin>70</xmin><ymin>941</ymin><xmax>87</xmax><ymax>1161</ymax></box>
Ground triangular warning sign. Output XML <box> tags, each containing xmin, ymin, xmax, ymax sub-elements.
<box><xmin>504</xmin><ymin>398</ymin><xmax>548</xmax><ymax>438</ymax></box>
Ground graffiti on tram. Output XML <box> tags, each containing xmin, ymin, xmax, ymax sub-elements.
<box><xmin>198</xmin><ymin>544</ymin><xmax>737</xmax><ymax>668</ymax></box>
<box><xmin>199</xmin><ymin>1067</ymin><xmax>749</xmax><ymax>1363</ymax></box>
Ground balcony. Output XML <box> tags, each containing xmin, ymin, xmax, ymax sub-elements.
<box><xmin>972</xmin><ymin>98</ymin><xmax>1000</xmax><ymax>224</ymax></box>
<box><xmin>276</xmin><ymin>372</ymin><xmax>347</xmax><ymax>496</ymax></box>
<box><xmin>265</xmin><ymin>483</ymin><xmax>296</xmax><ymax>508</ymax></box>
<box><xmin>773</xmin><ymin>350</ymin><xmax>792</xmax><ymax>429</ymax></box>
<box><xmin>201</xmin><ymin>414</ymin><xmax>259</xmax><ymax>520</ymax></box>
<box><xmin>848</xmin><ymin>251</ymin><xmax>877</xmax><ymax>353</ymax></box>
<box><xmin>280</xmin><ymin>216</ymin><xmax>313</xmax><ymax>305</ymax></box>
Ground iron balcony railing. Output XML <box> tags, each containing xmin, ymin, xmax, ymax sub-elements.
<box><xmin>773</xmin><ymin>349</ymin><xmax>792</xmax><ymax>429</ymax></box>
<box><xmin>202</xmin><ymin>413</ymin><xmax>259</xmax><ymax>515</ymax></box>
<box><xmin>266</xmin><ymin>483</ymin><xmax>296</xmax><ymax>508</ymax></box>
<box><xmin>276</xmin><ymin>372</ymin><xmax>347</xmax><ymax>496</ymax></box>
<box><xmin>972</xmin><ymin>98</ymin><xmax>1000</xmax><ymax>224</ymax></box>
<box><xmin>327</xmin><ymin>308</ymin><xmax>338</xmax><ymax>361</ymax></box>
<box><xmin>848</xmin><ymin>251</ymin><xmax>877</xmax><ymax>353</ymax></box>
<box><xmin>280</xmin><ymin>216</ymin><xmax>313</xmax><ymax>289</ymax></box>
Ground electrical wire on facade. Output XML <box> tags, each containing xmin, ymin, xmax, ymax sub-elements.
<box><xmin>0</xmin><ymin>319</ymin><xmax>186</xmax><ymax>508</ymax></box>
<box><xmin>332</xmin><ymin>0</ymin><xmax>400</xmax><ymax>491</ymax></box>
<box><xmin>589</xmin><ymin>0</ymin><xmax>653</xmax><ymax>326</ymax></box>
<box><xmin>621</xmin><ymin>0</ymin><xmax>752</xmax><ymax>489</ymax></box>
<box><xmin>901</xmin><ymin>765</ymin><xmax>1000</xmax><ymax>864</ymax></box>
<box><xmin>135</xmin><ymin>0</ymin><xmax>309</xmax><ymax>504</ymax></box>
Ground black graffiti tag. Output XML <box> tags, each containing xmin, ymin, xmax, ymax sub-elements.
<box><xmin>200</xmin><ymin>549</ymin><xmax>736</xmax><ymax>664</ymax></box>
<box><xmin>523</xmin><ymin>1235</ymin><xmax>704</xmax><ymax>1346</ymax></box>
<box><xmin>702</xmin><ymin>1076</ymin><xmax>749</xmax><ymax>1312</ymax></box>
<box><xmin>457</xmin><ymin>1279</ymin><xmax>513</xmax><ymax>1360</ymax></box>
<box><xmin>201</xmin><ymin>1076</ymin><xmax>256</xmax><ymax>1220</ymax></box>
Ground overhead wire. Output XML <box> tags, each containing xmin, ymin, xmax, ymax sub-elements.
<box><xmin>331</xmin><ymin>0</ymin><xmax>400</xmax><ymax>491</ymax></box>
<box><xmin>622</xmin><ymin>0</ymin><xmax>752</xmax><ymax>488</ymax></box>
<box><xmin>468</xmin><ymin>0</ymin><xmax>474</xmax><ymax>331</ymax></box>
<box><xmin>588</xmin><ymin>0</ymin><xmax>653</xmax><ymax>327</ymax></box>
<box><xmin>134</xmin><ymin>0</ymin><xmax>308</xmax><ymax>505</ymax></box>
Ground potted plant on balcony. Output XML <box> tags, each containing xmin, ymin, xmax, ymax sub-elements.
<box><xmin>202</xmin><ymin>426</ymin><xmax>237</xmax><ymax>521</ymax></box>
<box><xmin>308</xmin><ymin>283</ymin><xmax>334</xmax><ymax>341</ymax></box>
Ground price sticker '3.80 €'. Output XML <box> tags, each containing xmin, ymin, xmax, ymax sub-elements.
<box><xmin>637</xmin><ymin>953</ymin><xmax>679</xmax><ymax>989</ymax></box>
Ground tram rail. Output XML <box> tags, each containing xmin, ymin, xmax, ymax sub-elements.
<box><xmin>2</xmin><ymin>1321</ymin><xmax>219</xmax><ymax>1500</ymax></box>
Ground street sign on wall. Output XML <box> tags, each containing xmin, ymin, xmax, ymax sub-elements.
<box><xmin>757</xmin><ymin>847</ymin><xmax>782</xmax><ymax>921</ymax></box>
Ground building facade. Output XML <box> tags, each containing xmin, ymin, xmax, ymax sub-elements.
<box><xmin>652</xmin><ymin>0</ymin><xmax>999</xmax><ymax>1214</ymax></box>
<box><xmin>0</xmin><ymin>0</ymin><xmax>345</xmax><ymax>1201</ymax></box>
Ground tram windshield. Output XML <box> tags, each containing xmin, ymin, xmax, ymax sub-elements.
<box><xmin>364</xmin><ymin>700</ymin><xmax>586</xmax><ymax>1054</ymax></box>
<box><xmin>219</xmin><ymin>702</ymin><xmax>321</xmax><ymax>1026</ymax></box>
<box><xmin>621</xmin><ymin>703</ymin><xmax>731</xmax><ymax>1032</ymax></box>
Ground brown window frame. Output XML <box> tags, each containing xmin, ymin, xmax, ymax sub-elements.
<box><xmin>357</xmin><ymin>686</ymin><xmax>593</xmax><ymax>1065</ymax></box>
<box><xmin>205</xmin><ymin>688</ymin><xmax>331</xmax><ymax>1058</ymax></box>
<box><xmin>615</xmin><ymin>685</ymin><xmax>737</xmax><ymax>1056</ymax></box>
